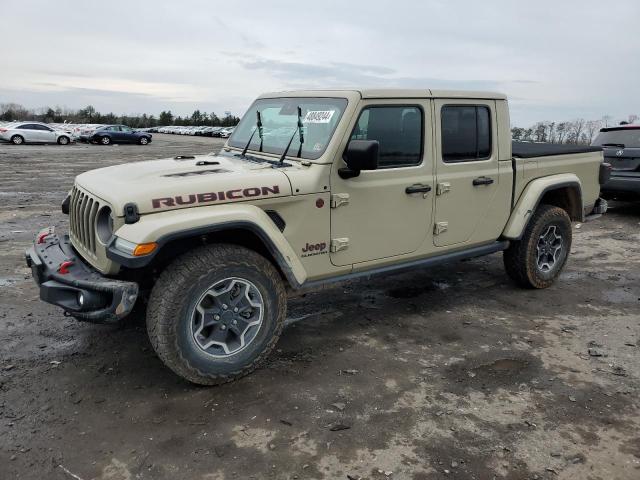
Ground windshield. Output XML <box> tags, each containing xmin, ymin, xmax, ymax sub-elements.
<box><xmin>592</xmin><ymin>128</ymin><xmax>640</xmax><ymax>148</ymax></box>
<box><xmin>229</xmin><ymin>97</ymin><xmax>348</xmax><ymax>160</ymax></box>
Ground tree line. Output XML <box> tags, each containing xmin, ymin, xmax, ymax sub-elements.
<box><xmin>511</xmin><ymin>114</ymin><xmax>638</xmax><ymax>145</ymax></box>
<box><xmin>2</xmin><ymin>102</ymin><xmax>637</xmax><ymax>142</ymax></box>
<box><xmin>0</xmin><ymin>103</ymin><xmax>240</xmax><ymax>127</ymax></box>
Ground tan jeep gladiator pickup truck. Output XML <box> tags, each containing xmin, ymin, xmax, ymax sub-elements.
<box><xmin>26</xmin><ymin>89</ymin><xmax>609</xmax><ymax>384</ymax></box>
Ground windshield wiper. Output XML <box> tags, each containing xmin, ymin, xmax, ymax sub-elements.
<box><xmin>241</xmin><ymin>110</ymin><xmax>263</xmax><ymax>157</ymax></box>
<box><xmin>279</xmin><ymin>106</ymin><xmax>304</xmax><ymax>163</ymax></box>
<box><xmin>601</xmin><ymin>143</ymin><xmax>625</xmax><ymax>148</ymax></box>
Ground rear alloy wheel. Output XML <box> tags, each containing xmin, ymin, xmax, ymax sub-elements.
<box><xmin>57</xmin><ymin>136</ymin><xmax>70</xmax><ymax>145</ymax></box>
<box><xmin>503</xmin><ymin>205</ymin><xmax>572</xmax><ymax>289</ymax></box>
<box><xmin>11</xmin><ymin>135</ymin><xmax>24</xmax><ymax>145</ymax></box>
<box><xmin>100</xmin><ymin>136</ymin><xmax>111</xmax><ymax>145</ymax></box>
<box><xmin>139</xmin><ymin>136</ymin><xmax>149</xmax><ymax>145</ymax></box>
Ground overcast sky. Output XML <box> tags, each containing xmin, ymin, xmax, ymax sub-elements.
<box><xmin>1</xmin><ymin>0</ymin><xmax>638</xmax><ymax>126</ymax></box>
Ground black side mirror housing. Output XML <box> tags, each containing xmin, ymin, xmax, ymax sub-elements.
<box><xmin>339</xmin><ymin>140</ymin><xmax>379</xmax><ymax>179</ymax></box>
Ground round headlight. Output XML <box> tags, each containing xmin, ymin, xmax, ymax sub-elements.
<box><xmin>96</xmin><ymin>206</ymin><xmax>113</xmax><ymax>245</ymax></box>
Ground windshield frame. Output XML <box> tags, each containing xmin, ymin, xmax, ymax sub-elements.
<box><xmin>228</xmin><ymin>96</ymin><xmax>349</xmax><ymax>161</ymax></box>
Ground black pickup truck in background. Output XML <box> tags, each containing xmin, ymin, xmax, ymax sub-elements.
<box><xmin>591</xmin><ymin>125</ymin><xmax>640</xmax><ymax>199</ymax></box>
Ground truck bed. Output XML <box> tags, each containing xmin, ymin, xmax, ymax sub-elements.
<box><xmin>512</xmin><ymin>141</ymin><xmax>602</xmax><ymax>158</ymax></box>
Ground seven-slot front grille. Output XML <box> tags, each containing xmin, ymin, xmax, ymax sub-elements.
<box><xmin>69</xmin><ymin>186</ymin><xmax>102</xmax><ymax>256</ymax></box>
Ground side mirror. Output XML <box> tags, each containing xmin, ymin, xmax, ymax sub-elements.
<box><xmin>340</xmin><ymin>140</ymin><xmax>379</xmax><ymax>179</ymax></box>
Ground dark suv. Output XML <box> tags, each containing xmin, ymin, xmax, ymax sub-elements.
<box><xmin>90</xmin><ymin>125</ymin><xmax>152</xmax><ymax>146</ymax></box>
<box><xmin>592</xmin><ymin>125</ymin><xmax>640</xmax><ymax>199</ymax></box>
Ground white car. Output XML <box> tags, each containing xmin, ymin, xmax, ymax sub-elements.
<box><xmin>0</xmin><ymin>122</ymin><xmax>74</xmax><ymax>145</ymax></box>
<box><xmin>219</xmin><ymin>127</ymin><xmax>235</xmax><ymax>138</ymax></box>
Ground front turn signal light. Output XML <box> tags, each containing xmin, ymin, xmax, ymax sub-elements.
<box><xmin>133</xmin><ymin>242</ymin><xmax>158</xmax><ymax>256</ymax></box>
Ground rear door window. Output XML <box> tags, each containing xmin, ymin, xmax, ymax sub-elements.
<box><xmin>441</xmin><ymin>105</ymin><xmax>492</xmax><ymax>162</ymax></box>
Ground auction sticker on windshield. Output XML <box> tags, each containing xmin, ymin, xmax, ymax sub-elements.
<box><xmin>304</xmin><ymin>110</ymin><xmax>335</xmax><ymax>123</ymax></box>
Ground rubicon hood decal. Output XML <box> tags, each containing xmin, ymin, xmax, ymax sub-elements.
<box><xmin>152</xmin><ymin>185</ymin><xmax>281</xmax><ymax>209</ymax></box>
<box><xmin>74</xmin><ymin>154</ymin><xmax>292</xmax><ymax>215</ymax></box>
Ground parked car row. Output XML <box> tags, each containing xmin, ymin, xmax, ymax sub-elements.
<box><xmin>155</xmin><ymin>125</ymin><xmax>236</xmax><ymax>137</ymax></box>
<box><xmin>0</xmin><ymin>121</ymin><xmax>154</xmax><ymax>146</ymax></box>
<box><xmin>0</xmin><ymin>120</ymin><xmax>237</xmax><ymax>145</ymax></box>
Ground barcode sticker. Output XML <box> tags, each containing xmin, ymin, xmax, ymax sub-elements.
<box><xmin>304</xmin><ymin>110</ymin><xmax>335</xmax><ymax>123</ymax></box>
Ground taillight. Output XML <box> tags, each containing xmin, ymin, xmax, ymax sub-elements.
<box><xmin>0</xmin><ymin>128</ymin><xmax>7</xmax><ymax>133</ymax></box>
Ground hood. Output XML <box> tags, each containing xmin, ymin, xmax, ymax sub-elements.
<box><xmin>75</xmin><ymin>152</ymin><xmax>292</xmax><ymax>216</ymax></box>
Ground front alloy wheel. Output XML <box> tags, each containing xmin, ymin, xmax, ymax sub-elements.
<box><xmin>146</xmin><ymin>244</ymin><xmax>287</xmax><ymax>385</ymax></box>
<box><xmin>191</xmin><ymin>277</ymin><xmax>264</xmax><ymax>357</ymax></box>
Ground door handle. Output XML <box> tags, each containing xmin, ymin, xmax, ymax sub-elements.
<box><xmin>405</xmin><ymin>184</ymin><xmax>432</xmax><ymax>194</ymax></box>
<box><xmin>472</xmin><ymin>176</ymin><xmax>494</xmax><ymax>186</ymax></box>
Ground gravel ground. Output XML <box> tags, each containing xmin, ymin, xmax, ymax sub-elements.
<box><xmin>0</xmin><ymin>134</ymin><xmax>639</xmax><ymax>480</ymax></box>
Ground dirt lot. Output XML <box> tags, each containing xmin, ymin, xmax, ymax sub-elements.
<box><xmin>1</xmin><ymin>134</ymin><xmax>639</xmax><ymax>480</ymax></box>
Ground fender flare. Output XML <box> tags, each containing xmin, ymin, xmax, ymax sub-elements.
<box><xmin>107</xmin><ymin>204</ymin><xmax>307</xmax><ymax>287</ymax></box>
<box><xmin>502</xmin><ymin>174</ymin><xmax>583</xmax><ymax>240</ymax></box>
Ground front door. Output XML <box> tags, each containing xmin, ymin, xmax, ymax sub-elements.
<box><xmin>432</xmin><ymin>100</ymin><xmax>501</xmax><ymax>247</ymax></box>
<box><xmin>330</xmin><ymin>100</ymin><xmax>434</xmax><ymax>266</ymax></box>
<box><xmin>120</xmin><ymin>125</ymin><xmax>134</xmax><ymax>142</ymax></box>
<box><xmin>38</xmin><ymin>125</ymin><xmax>57</xmax><ymax>143</ymax></box>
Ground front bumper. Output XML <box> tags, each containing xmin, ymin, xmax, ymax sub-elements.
<box><xmin>25</xmin><ymin>228</ymin><xmax>139</xmax><ymax>323</ymax></box>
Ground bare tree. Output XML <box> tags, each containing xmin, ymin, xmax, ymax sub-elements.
<box><xmin>585</xmin><ymin>119</ymin><xmax>603</xmax><ymax>144</ymax></box>
<box><xmin>569</xmin><ymin>119</ymin><xmax>586</xmax><ymax>144</ymax></box>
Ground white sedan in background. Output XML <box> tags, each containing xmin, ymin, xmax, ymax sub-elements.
<box><xmin>0</xmin><ymin>122</ymin><xmax>74</xmax><ymax>145</ymax></box>
<box><xmin>219</xmin><ymin>127</ymin><xmax>235</xmax><ymax>138</ymax></box>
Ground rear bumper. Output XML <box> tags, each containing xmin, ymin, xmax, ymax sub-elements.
<box><xmin>601</xmin><ymin>174</ymin><xmax>640</xmax><ymax>196</ymax></box>
<box><xmin>25</xmin><ymin>228</ymin><xmax>139</xmax><ymax>323</ymax></box>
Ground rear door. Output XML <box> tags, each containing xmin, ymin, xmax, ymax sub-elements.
<box><xmin>432</xmin><ymin>100</ymin><xmax>502</xmax><ymax>247</ymax></box>
<box><xmin>330</xmin><ymin>100</ymin><xmax>434</xmax><ymax>266</ymax></box>
<box><xmin>16</xmin><ymin>124</ymin><xmax>40</xmax><ymax>142</ymax></box>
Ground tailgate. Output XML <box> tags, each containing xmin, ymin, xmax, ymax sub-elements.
<box><xmin>602</xmin><ymin>147</ymin><xmax>640</xmax><ymax>172</ymax></box>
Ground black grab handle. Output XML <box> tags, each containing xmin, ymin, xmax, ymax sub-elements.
<box><xmin>473</xmin><ymin>177</ymin><xmax>494</xmax><ymax>186</ymax></box>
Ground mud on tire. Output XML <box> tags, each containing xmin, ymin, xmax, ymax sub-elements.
<box><xmin>503</xmin><ymin>205</ymin><xmax>572</xmax><ymax>289</ymax></box>
<box><xmin>146</xmin><ymin>244</ymin><xmax>287</xmax><ymax>385</ymax></box>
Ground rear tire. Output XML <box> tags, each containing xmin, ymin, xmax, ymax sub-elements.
<box><xmin>10</xmin><ymin>135</ymin><xmax>24</xmax><ymax>145</ymax></box>
<box><xmin>57</xmin><ymin>136</ymin><xmax>70</xmax><ymax>145</ymax></box>
<box><xmin>146</xmin><ymin>244</ymin><xmax>287</xmax><ymax>385</ymax></box>
<box><xmin>503</xmin><ymin>205</ymin><xmax>572</xmax><ymax>289</ymax></box>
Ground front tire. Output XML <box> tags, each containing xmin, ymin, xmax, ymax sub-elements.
<box><xmin>100</xmin><ymin>136</ymin><xmax>111</xmax><ymax>145</ymax></box>
<box><xmin>10</xmin><ymin>135</ymin><xmax>24</xmax><ymax>145</ymax></box>
<box><xmin>146</xmin><ymin>244</ymin><xmax>287</xmax><ymax>385</ymax></box>
<box><xmin>138</xmin><ymin>136</ymin><xmax>149</xmax><ymax>145</ymax></box>
<box><xmin>57</xmin><ymin>136</ymin><xmax>70</xmax><ymax>145</ymax></box>
<box><xmin>503</xmin><ymin>205</ymin><xmax>572</xmax><ymax>289</ymax></box>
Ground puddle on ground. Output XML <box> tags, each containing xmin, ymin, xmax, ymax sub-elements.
<box><xmin>444</xmin><ymin>353</ymin><xmax>541</xmax><ymax>393</ymax></box>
